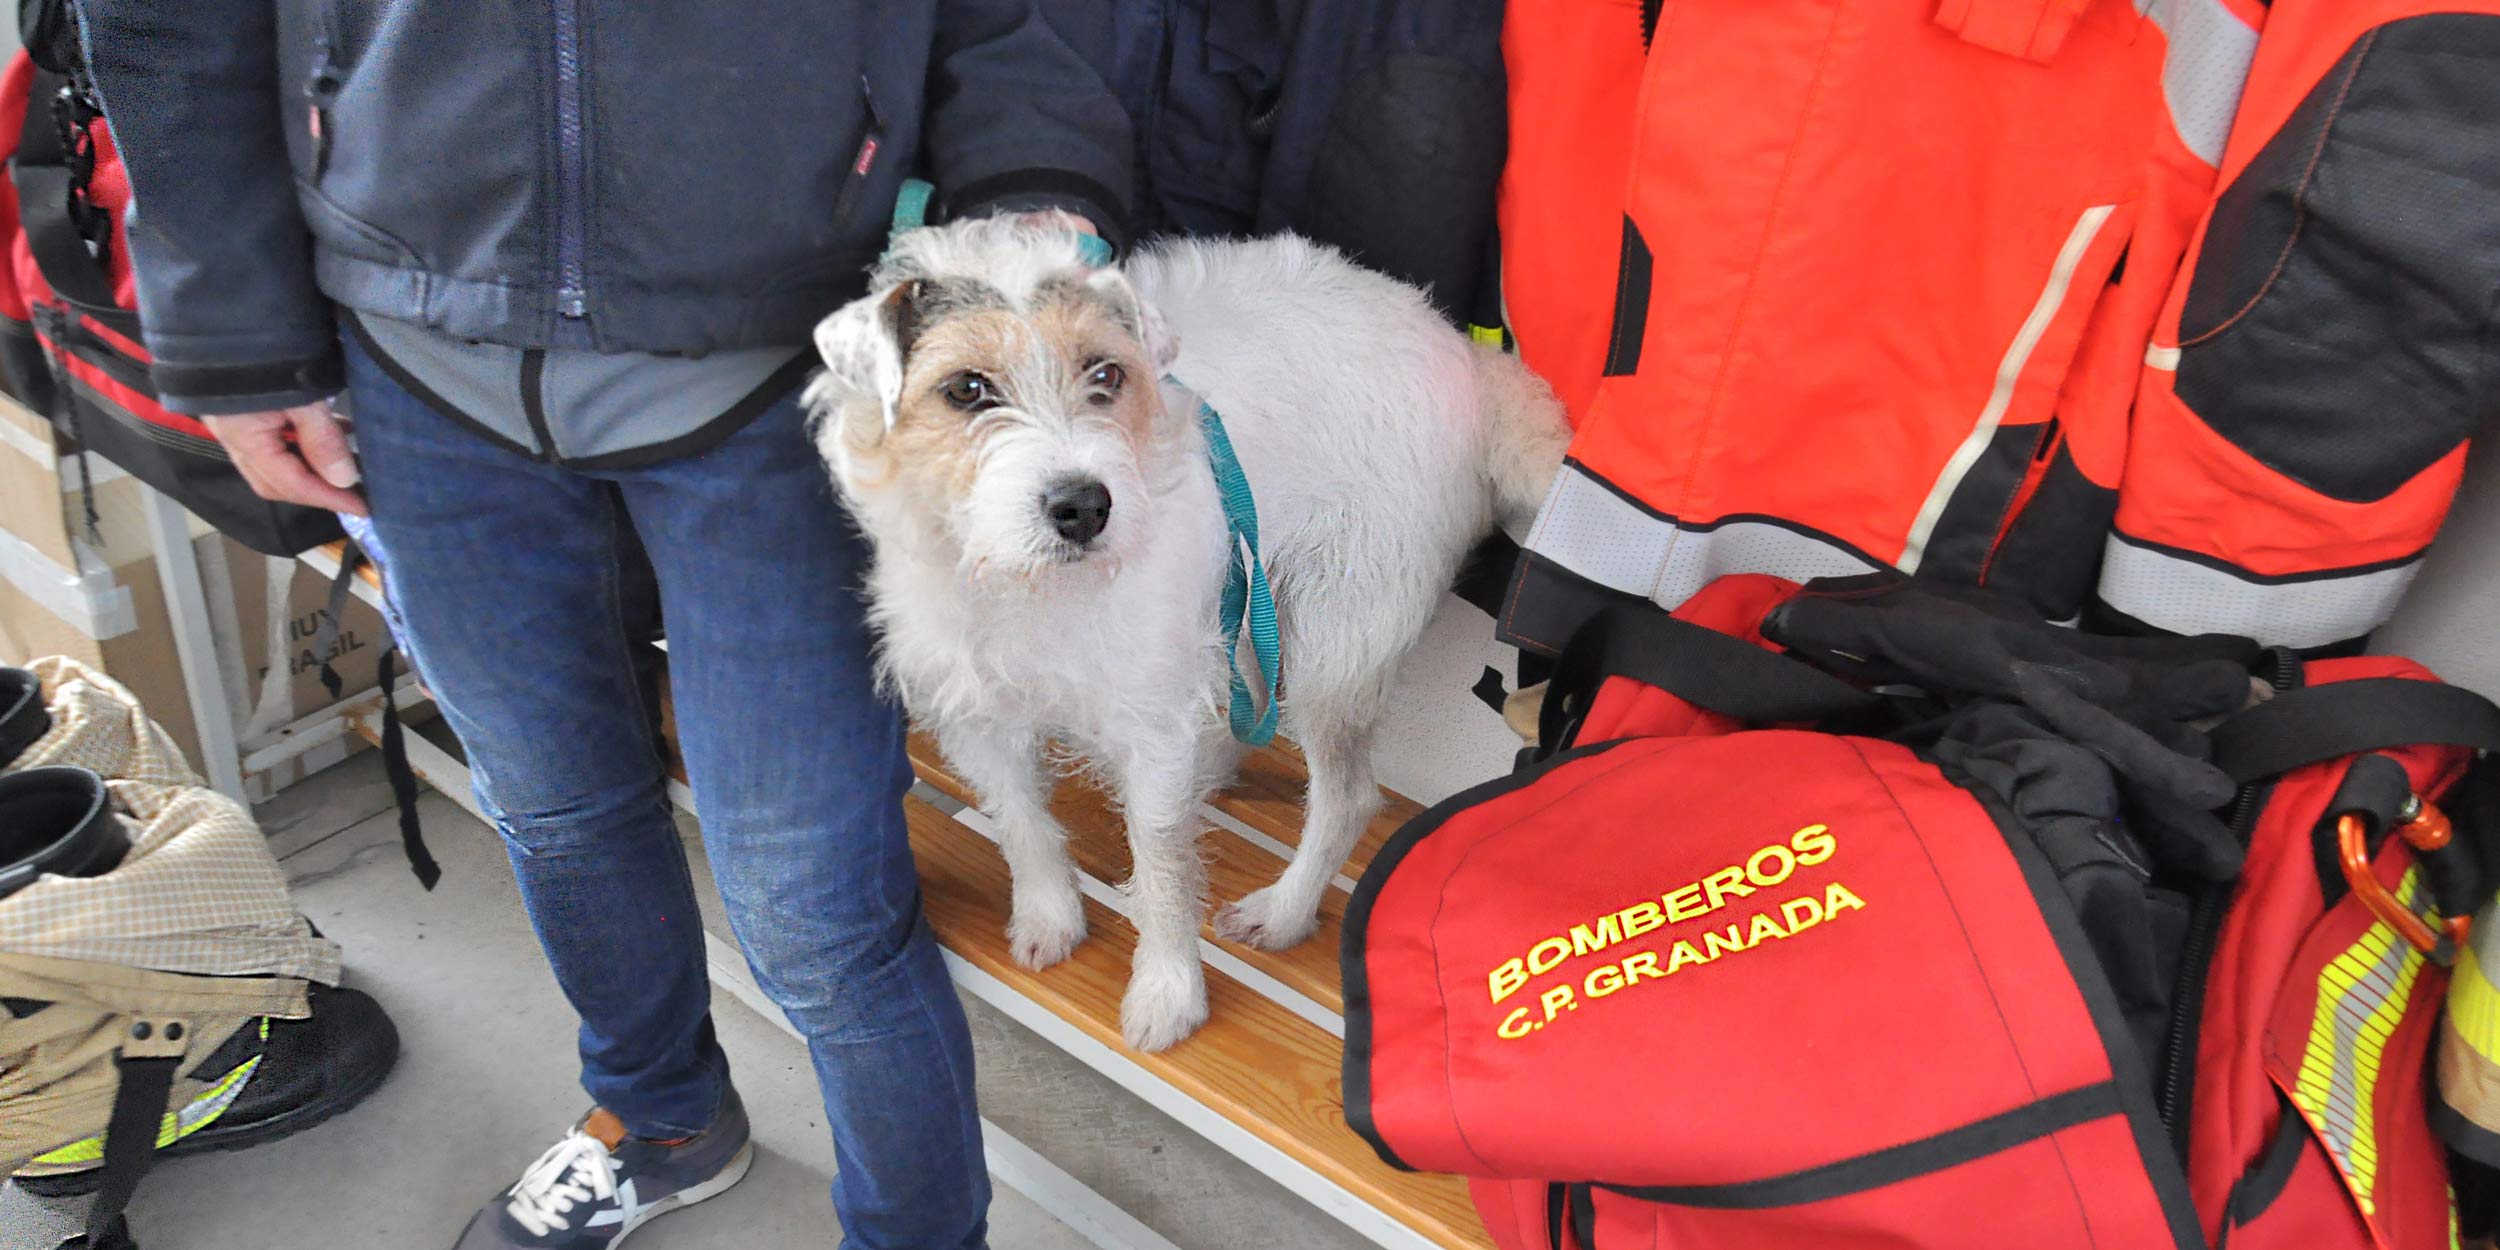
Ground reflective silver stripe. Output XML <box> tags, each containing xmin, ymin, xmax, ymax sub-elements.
<box><xmin>170</xmin><ymin>1054</ymin><xmax>261</xmax><ymax>1141</ymax></box>
<box><xmin>1523</xmin><ymin>464</ymin><xmax>1881</xmax><ymax>608</ymax></box>
<box><xmin>1900</xmin><ymin>204</ymin><xmax>2116</xmax><ymax>574</ymax></box>
<box><xmin>2097</xmin><ymin>533</ymin><xmax>2422</xmax><ymax>648</ymax></box>
<box><xmin>2143</xmin><ymin>0</ymin><xmax>2261</xmax><ymax>167</ymax></box>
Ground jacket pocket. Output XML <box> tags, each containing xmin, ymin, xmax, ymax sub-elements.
<box><xmin>826</xmin><ymin>75</ymin><xmax>889</xmax><ymax>235</ymax></box>
<box><xmin>298</xmin><ymin>0</ymin><xmax>359</xmax><ymax>183</ymax></box>
<box><xmin>304</xmin><ymin>46</ymin><xmax>339</xmax><ymax>181</ymax></box>
<box><xmin>2213</xmin><ymin>1091</ymin><xmax>2381</xmax><ymax>1249</ymax></box>
<box><xmin>1599</xmin><ymin>216</ymin><xmax>1652</xmax><ymax>378</ymax></box>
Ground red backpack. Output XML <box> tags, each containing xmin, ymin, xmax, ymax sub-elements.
<box><xmin>1344</xmin><ymin>574</ymin><xmax>2500</xmax><ymax>1249</ymax></box>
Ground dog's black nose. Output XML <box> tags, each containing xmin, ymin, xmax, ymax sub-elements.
<box><xmin>1043</xmin><ymin>478</ymin><xmax>1113</xmax><ymax>545</ymax></box>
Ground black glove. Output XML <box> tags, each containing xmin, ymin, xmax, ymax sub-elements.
<box><xmin>1766</xmin><ymin>574</ymin><xmax>2254</xmax><ymax>877</ymax></box>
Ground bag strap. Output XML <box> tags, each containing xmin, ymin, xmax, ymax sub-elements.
<box><xmin>376</xmin><ymin>646</ymin><xmax>441</xmax><ymax>891</ymax></box>
<box><xmin>314</xmin><ymin>542</ymin><xmax>366</xmax><ymax>701</ymax></box>
<box><xmin>1544</xmin><ymin>605</ymin><xmax>1883</xmax><ymax>746</ymax></box>
<box><xmin>2210</xmin><ymin>677</ymin><xmax>2500</xmax><ymax>785</ymax></box>
<box><xmin>79</xmin><ymin>1045</ymin><xmax>180</xmax><ymax>1250</ymax></box>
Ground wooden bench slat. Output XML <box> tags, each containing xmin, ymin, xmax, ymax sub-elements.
<box><xmin>907</xmin><ymin>734</ymin><xmax>1358</xmax><ymax>1018</ymax></box>
<box><xmin>1209</xmin><ymin>743</ymin><xmax>1428</xmax><ymax>882</ymax></box>
<box><xmin>315</xmin><ymin>539</ymin><xmax>387</xmax><ymax>592</ymax></box>
<box><xmin>910</xmin><ymin>732</ymin><xmax>1425</xmax><ymax>884</ymax></box>
<box><xmin>907</xmin><ymin>796</ymin><xmax>1490</xmax><ymax>1250</ymax></box>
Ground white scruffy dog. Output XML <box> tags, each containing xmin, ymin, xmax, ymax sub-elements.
<box><xmin>806</xmin><ymin>218</ymin><xmax>1568</xmax><ymax>1050</ymax></box>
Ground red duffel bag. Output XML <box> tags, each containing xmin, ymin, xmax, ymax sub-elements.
<box><xmin>1344</xmin><ymin>573</ymin><xmax>2500</xmax><ymax>1249</ymax></box>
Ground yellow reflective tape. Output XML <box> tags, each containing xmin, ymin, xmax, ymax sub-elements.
<box><xmin>2293</xmin><ymin>870</ymin><xmax>2431</xmax><ymax>1217</ymax></box>
<box><xmin>1468</xmin><ymin>324</ymin><xmax>1506</xmax><ymax>347</ymax></box>
<box><xmin>30</xmin><ymin>1048</ymin><xmax>265</xmax><ymax>1167</ymax></box>
<box><xmin>33</xmin><ymin>1137</ymin><xmax>101</xmax><ymax>1167</ymax></box>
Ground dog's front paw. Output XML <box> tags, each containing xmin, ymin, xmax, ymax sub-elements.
<box><xmin>1120</xmin><ymin>958</ymin><xmax>1209</xmax><ymax>1052</ymax></box>
<box><xmin>1214</xmin><ymin>885</ymin><xmax>1321</xmax><ymax>952</ymax></box>
<box><xmin>1008</xmin><ymin>881</ymin><xmax>1088</xmax><ymax>970</ymax></box>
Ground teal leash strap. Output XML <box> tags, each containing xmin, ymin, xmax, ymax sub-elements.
<box><xmin>887</xmin><ymin>176</ymin><xmax>1111</xmax><ymax>265</ymax></box>
<box><xmin>1197</xmin><ymin>399</ymin><xmax>1282</xmax><ymax>746</ymax></box>
<box><xmin>887</xmin><ymin>178</ymin><xmax>935</xmax><ymax>251</ymax></box>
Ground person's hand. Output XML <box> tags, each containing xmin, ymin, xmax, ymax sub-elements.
<box><xmin>206</xmin><ymin>402</ymin><xmax>368</xmax><ymax>516</ymax></box>
<box><xmin>1016</xmin><ymin>209</ymin><xmax>1110</xmax><ymax>267</ymax></box>
<box><xmin>1017</xmin><ymin>208</ymin><xmax>1099</xmax><ymax>238</ymax></box>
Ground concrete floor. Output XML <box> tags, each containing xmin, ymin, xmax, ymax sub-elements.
<box><xmin>3</xmin><ymin>597</ymin><xmax>1526</xmax><ymax>1250</ymax></box>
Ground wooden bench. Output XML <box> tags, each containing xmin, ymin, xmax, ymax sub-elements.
<box><xmin>302</xmin><ymin>541</ymin><xmax>1487</xmax><ymax>1250</ymax></box>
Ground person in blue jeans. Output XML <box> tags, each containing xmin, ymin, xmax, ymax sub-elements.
<box><xmin>76</xmin><ymin>2</ymin><xmax>1132</xmax><ymax>1246</ymax></box>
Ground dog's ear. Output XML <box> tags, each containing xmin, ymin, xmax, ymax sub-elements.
<box><xmin>810</xmin><ymin>280</ymin><xmax>927</xmax><ymax>433</ymax></box>
<box><xmin>1084</xmin><ymin>268</ymin><xmax>1178</xmax><ymax>374</ymax></box>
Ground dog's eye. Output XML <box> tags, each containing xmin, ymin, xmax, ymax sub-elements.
<box><xmin>940</xmin><ymin>372</ymin><xmax>996</xmax><ymax>412</ymax></box>
<box><xmin>1087</xmin><ymin>361</ymin><xmax>1125</xmax><ymax>397</ymax></box>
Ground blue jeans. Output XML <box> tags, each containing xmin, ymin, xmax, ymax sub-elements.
<box><xmin>343</xmin><ymin>338</ymin><xmax>989</xmax><ymax>1249</ymax></box>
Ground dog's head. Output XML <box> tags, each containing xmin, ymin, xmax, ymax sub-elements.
<box><xmin>805</xmin><ymin>216</ymin><xmax>1180</xmax><ymax>581</ymax></box>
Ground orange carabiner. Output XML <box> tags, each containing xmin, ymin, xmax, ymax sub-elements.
<box><xmin>2337</xmin><ymin>797</ymin><xmax>2471</xmax><ymax>956</ymax></box>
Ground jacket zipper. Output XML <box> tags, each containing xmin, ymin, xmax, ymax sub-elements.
<box><xmin>519</xmin><ymin>349</ymin><xmax>557</xmax><ymax>462</ymax></box>
<box><xmin>2156</xmin><ymin>646</ymin><xmax>2302</xmax><ymax>1153</ymax></box>
<box><xmin>1977</xmin><ymin>418</ymin><xmax>2062</xmax><ymax>584</ymax></box>
<box><xmin>1640</xmin><ymin>0</ymin><xmax>1664</xmax><ymax>50</ymax></box>
<box><xmin>551</xmin><ymin>0</ymin><xmax>590</xmax><ymax>322</ymax></box>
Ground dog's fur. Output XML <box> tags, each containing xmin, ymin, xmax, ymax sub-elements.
<box><xmin>806</xmin><ymin>217</ymin><xmax>1569</xmax><ymax>1049</ymax></box>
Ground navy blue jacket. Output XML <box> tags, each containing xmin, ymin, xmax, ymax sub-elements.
<box><xmin>74</xmin><ymin>0</ymin><xmax>1134</xmax><ymax>414</ymax></box>
<box><xmin>1065</xmin><ymin>0</ymin><xmax>1505</xmax><ymax>322</ymax></box>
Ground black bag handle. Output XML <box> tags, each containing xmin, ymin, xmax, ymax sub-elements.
<box><xmin>2210</xmin><ymin>677</ymin><xmax>2500</xmax><ymax>785</ymax></box>
<box><xmin>12</xmin><ymin>64</ymin><xmax>126</xmax><ymax>318</ymax></box>
<box><xmin>1541</xmin><ymin>604</ymin><xmax>1884</xmax><ymax>749</ymax></box>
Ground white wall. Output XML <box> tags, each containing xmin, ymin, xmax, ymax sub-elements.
<box><xmin>2374</xmin><ymin>436</ymin><xmax>2500</xmax><ymax>696</ymax></box>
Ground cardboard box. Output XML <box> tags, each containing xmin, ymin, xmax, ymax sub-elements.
<box><xmin>0</xmin><ymin>393</ymin><xmax>386</xmax><ymax>792</ymax></box>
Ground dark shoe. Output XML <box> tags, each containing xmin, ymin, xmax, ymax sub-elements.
<box><xmin>168</xmin><ymin>981</ymin><xmax>400</xmax><ymax>1155</ymax></box>
<box><xmin>453</xmin><ymin>1088</ymin><xmax>753</xmax><ymax>1249</ymax></box>
<box><xmin>16</xmin><ymin>983</ymin><xmax>400</xmax><ymax>1196</ymax></box>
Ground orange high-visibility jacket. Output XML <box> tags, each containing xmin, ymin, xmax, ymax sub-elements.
<box><xmin>1498</xmin><ymin>0</ymin><xmax>2497</xmax><ymax>656</ymax></box>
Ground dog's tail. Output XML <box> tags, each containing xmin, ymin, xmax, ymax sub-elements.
<box><xmin>1472</xmin><ymin>342</ymin><xmax>1573</xmax><ymax>534</ymax></box>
